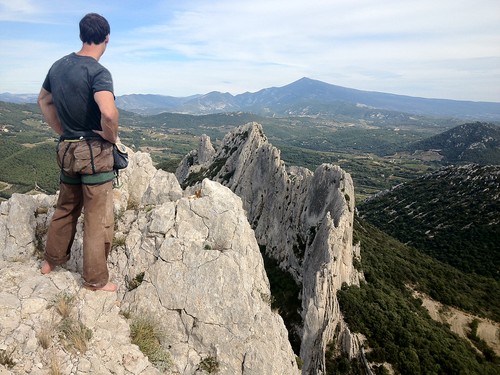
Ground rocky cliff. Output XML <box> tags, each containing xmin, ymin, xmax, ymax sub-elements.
<box><xmin>176</xmin><ymin>123</ymin><xmax>364</xmax><ymax>374</ymax></box>
<box><xmin>0</xmin><ymin>152</ymin><xmax>299</xmax><ymax>374</ymax></box>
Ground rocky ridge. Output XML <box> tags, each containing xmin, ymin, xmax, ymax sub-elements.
<box><xmin>0</xmin><ymin>152</ymin><xmax>299</xmax><ymax>374</ymax></box>
<box><xmin>176</xmin><ymin>122</ymin><xmax>364</xmax><ymax>374</ymax></box>
<box><xmin>406</xmin><ymin>122</ymin><xmax>500</xmax><ymax>165</ymax></box>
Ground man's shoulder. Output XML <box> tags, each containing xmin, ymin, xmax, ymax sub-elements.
<box><xmin>51</xmin><ymin>53</ymin><xmax>74</xmax><ymax>66</ymax></box>
<box><xmin>78</xmin><ymin>55</ymin><xmax>110</xmax><ymax>74</ymax></box>
<box><xmin>51</xmin><ymin>53</ymin><xmax>85</xmax><ymax>72</ymax></box>
<box><xmin>51</xmin><ymin>53</ymin><xmax>109</xmax><ymax>74</ymax></box>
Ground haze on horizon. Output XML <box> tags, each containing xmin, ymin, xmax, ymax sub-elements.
<box><xmin>1</xmin><ymin>0</ymin><xmax>499</xmax><ymax>103</ymax></box>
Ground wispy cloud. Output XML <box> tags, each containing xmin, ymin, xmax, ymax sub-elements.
<box><xmin>1</xmin><ymin>0</ymin><xmax>499</xmax><ymax>101</ymax></box>
<box><xmin>0</xmin><ymin>0</ymin><xmax>40</xmax><ymax>21</ymax></box>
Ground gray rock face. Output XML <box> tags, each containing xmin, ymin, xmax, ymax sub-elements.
<box><xmin>0</xmin><ymin>259</ymin><xmax>160</xmax><ymax>375</ymax></box>
<box><xmin>176</xmin><ymin>122</ymin><xmax>364</xmax><ymax>374</ymax></box>
<box><xmin>0</xmin><ymin>151</ymin><xmax>299</xmax><ymax>375</ymax></box>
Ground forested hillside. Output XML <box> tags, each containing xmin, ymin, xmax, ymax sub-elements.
<box><xmin>0</xmin><ymin>102</ymin><xmax>59</xmax><ymax>197</ymax></box>
<box><xmin>0</xmin><ymin>139</ymin><xmax>59</xmax><ymax>197</ymax></box>
<box><xmin>404</xmin><ymin>122</ymin><xmax>500</xmax><ymax>164</ymax></box>
<box><xmin>332</xmin><ymin>218</ymin><xmax>499</xmax><ymax>374</ymax></box>
<box><xmin>359</xmin><ymin>164</ymin><xmax>500</xmax><ymax>279</ymax></box>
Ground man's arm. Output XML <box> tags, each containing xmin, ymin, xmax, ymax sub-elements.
<box><xmin>37</xmin><ymin>88</ymin><xmax>63</xmax><ymax>135</ymax></box>
<box><xmin>93</xmin><ymin>90</ymin><xmax>119</xmax><ymax>143</ymax></box>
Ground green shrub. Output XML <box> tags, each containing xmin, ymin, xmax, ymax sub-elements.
<box><xmin>199</xmin><ymin>356</ymin><xmax>219</xmax><ymax>373</ymax></box>
<box><xmin>126</xmin><ymin>272</ymin><xmax>145</xmax><ymax>291</ymax></box>
<box><xmin>130</xmin><ymin>315</ymin><xmax>172</xmax><ymax>371</ymax></box>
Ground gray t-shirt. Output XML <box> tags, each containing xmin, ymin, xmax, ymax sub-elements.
<box><xmin>42</xmin><ymin>53</ymin><xmax>114</xmax><ymax>139</ymax></box>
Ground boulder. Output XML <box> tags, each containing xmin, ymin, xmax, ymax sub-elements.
<box><xmin>0</xmin><ymin>151</ymin><xmax>299</xmax><ymax>375</ymax></box>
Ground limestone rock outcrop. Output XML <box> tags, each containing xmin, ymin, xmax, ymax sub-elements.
<box><xmin>176</xmin><ymin>122</ymin><xmax>364</xmax><ymax>374</ymax></box>
<box><xmin>0</xmin><ymin>151</ymin><xmax>299</xmax><ymax>375</ymax></box>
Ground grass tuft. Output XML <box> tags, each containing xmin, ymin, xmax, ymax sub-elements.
<box><xmin>199</xmin><ymin>356</ymin><xmax>220</xmax><ymax>373</ymax></box>
<box><xmin>48</xmin><ymin>293</ymin><xmax>92</xmax><ymax>354</ymax></box>
<box><xmin>127</xmin><ymin>197</ymin><xmax>140</xmax><ymax>211</ymax></box>
<box><xmin>130</xmin><ymin>315</ymin><xmax>172</xmax><ymax>371</ymax></box>
<box><xmin>37</xmin><ymin>327</ymin><xmax>52</xmax><ymax>349</ymax></box>
<box><xmin>49</xmin><ymin>351</ymin><xmax>62</xmax><ymax>375</ymax></box>
<box><xmin>0</xmin><ymin>348</ymin><xmax>16</xmax><ymax>369</ymax></box>
<box><xmin>52</xmin><ymin>293</ymin><xmax>75</xmax><ymax>319</ymax></box>
<box><xmin>58</xmin><ymin>317</ymin><xmax>92</xmax><ymax>354</ymax></box>
<box><xmin>112</xmin><ymin>235</ymin><xmax>127</xmax><ymax>250</ymax></box>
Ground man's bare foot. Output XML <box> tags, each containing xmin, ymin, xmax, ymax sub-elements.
<box><xmin>40</xmin><ymin>260</ymin><xmax>53</xmax><ymax>274</ymax></box>
<box><xmin>84</xmin><ymin>282</ymin><xmax>118</xmax><ymax>292</ymax></box>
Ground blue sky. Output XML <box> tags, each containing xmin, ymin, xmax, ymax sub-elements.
<box><xmin>1</xmin><ymin>0</ymin><xmax>499</xmax><ymax>102</ymax></box>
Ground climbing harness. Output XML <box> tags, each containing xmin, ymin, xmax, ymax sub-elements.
<box><xmin>59</xmin><ymin>136</ymin><xmax>115</xmax><ymax>185</ymax></box>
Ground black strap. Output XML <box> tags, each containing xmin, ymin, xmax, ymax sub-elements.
<box><xmin>60</xmin><ymin>142</ymin><xmax>72</xmax><ymax>178</ymax></box>
<box><xmin>86</xmin><ymin>140</ymin><xmax>97</xmax><ymax>174</ymax></box>
<box><xmin>60</xmin><ymin>131</ymin><xmax>103</xmax><ymax>141</ymax></box>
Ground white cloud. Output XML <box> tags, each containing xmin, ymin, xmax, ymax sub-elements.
<box><xmin>1</xmin><ymin>0</ymin><xmax>499</xmax><ymax>101</ymax></box>
<box><xmin>0</xmin><ymin>0</ymin><xmax>39</xmax><ymax>20</ymax></box>
<box><xmin>0</xmin><ymin>39</ymin><xmax>69</xmax><ymax>93</ymax></box>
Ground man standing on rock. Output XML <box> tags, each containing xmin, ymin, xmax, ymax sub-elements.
<box><xmin>37</xmin><ymin>13</ymin><xmax>119</xmax><ymax>292</ymax></box>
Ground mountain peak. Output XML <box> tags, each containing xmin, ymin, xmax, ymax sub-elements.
<box><xmin>116</xmin><ymin>79</ymin><xmax>500</xmax><ymax>119</ymax></box>
<box><xmin>3</xmin><ymin>78</ymin><xmax>500</xmax><ymax>119</ymax></box>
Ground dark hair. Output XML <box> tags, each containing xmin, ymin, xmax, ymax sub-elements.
<box><xmin>79</xmin><ymin>13</ymin><xmax>110</xmax><ymax>44</ymax></box>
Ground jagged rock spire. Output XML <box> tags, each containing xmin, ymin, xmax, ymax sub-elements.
<box><xmin>176</xmin><ymin>122</ymin><xmax>364</xmax><ymax>374</ymax></box>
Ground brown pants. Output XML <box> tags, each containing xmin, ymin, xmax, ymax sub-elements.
<box><xmin>45</xmin><ymin>139</ymin><xmax>114</xmax><ymax>288</ymax></box>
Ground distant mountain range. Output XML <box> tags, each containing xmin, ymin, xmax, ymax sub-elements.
<box><xmin>3</xmin><ymin>78</ymin><xmax>500</xmax><ymax>120</ymax></box>
<box><xmin>0</xmin><ymin>92</ymin><xmax>38</xmax><ymax>104</ymax></box>
<box><xmin>115</xmin><ymin>78</ymin><xmax>500</xmax><ymax>120</ymax></box>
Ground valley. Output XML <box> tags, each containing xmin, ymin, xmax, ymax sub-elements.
<box><xmin>0</xmin><ymin>101</ymin><xmax>447</xmax><ymax>201</ymax></box>
<box><xmin>1</xmin><ymin>92</ymin><xmax>499</xmax><ymax>374</ymax></box>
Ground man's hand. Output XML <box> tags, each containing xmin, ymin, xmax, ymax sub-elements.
<box><xmin>37</xmin><ymin>88</ymin><xmax>63</xmax><ymax>135</ymax></box>
<box><xmin>94</xmin><ymin>90</ymin><xmax>119</xmax><ymax>143</ymax></box>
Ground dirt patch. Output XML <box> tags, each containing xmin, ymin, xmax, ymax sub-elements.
<box><xmin>414</xmin><ymin>291</ymin><xmax>499</xmax><ymax>356</ymax></box>
<box><xmin>386</xmin><ymin>150</ymin><xmax>444</xmax><ymax>162</ymax></box>
<box><xmin>0</xmin><ymin>180</ymin><xmax>12</xmax><ymax>191</ymax></box>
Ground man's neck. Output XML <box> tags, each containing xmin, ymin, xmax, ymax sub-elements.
<box><xmin>76</xmin><ymin>43</ymin><xmax>106</xmax><ymax>61</ymax></box>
